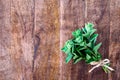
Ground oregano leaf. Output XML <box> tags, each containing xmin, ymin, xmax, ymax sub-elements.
<box><xmin>93</xmin><ymin>43</ymin><xmax>102</xmax><ymax>52</ymax></box>
<box><xmin>72</xmin><ymin>29</ymin><xmax>82</xmax><ymax>38</ymax></box>
<box><xmin>65</xmin><ymin>53</ymin><xmax>73</xmax><ymax>63</ymax></box>
<box><xmin>73</xmin><ymin>53</ymin><xmax>79</xmax><ymax>59</ymax></box>
<box><xmin>90</xmin><ymin>34</ymin><xmax>98</xmax><ymax>43</ymax></box>
<box><xmin>61</xmin><ymin>23</ymin><xmax>111</xmax><ymax>73</ymax></box>
<box><xmin>74</xmin><ymin>57</ymin><xmax>82</xmax><ymax>64</ymax></box>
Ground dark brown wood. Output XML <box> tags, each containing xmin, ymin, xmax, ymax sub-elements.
<box><xmin>0</xmin><ymin>0</ymin><xmax>34</xmax><ymax>79</ymax></box>
<box><xmin>60</xmin><ymin>0</ymin><xmax>87</xmax><ymax>80</ymax></box>
<box><xmin>85</xmin><ymin>0</ymin><xmax>110</xmax><ymax>80</ymax></box>
<box><xmin>33</xmin><ymin>0</ymin><xmax>60</xmax><ymax>80</ymax></box>
<box><xmin>0</xmin><ymin>0</ymin><xmax>120</xmax><ymax>80</ymax></box>
<box><xmin>0</xmin><ymin>0</ymin><xmax>14</xmax><ymax>80</ymax></box>
<box><xmin>109</xmin><ymin>0</ymin><xmax>120</xmax><ymax>80</ymax></box>
<box><xmin>10</xmin><ymin>0</ymin><xmax>35</xmax><ymax>80</ymax></box>
<box><xmin>11</xmin><ymin>0</ymin><xmax>34</xmax><ymax>80</ymax></box>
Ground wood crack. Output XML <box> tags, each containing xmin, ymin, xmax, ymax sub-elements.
<box><xmin>32</xmin><ymin>35</ymin><xmax>40</xmax><ymax>72</ymax></box>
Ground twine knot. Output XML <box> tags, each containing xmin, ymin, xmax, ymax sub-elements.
<box><xmin>89</xmin><ymin>59</ymin><xmax>114</xmax><ymax>73</ymax></box>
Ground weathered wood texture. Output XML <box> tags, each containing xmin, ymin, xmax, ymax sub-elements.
<box><xmin>85</xmin><ymin>0</ymin><xmax>110</xmax><ymax>80</ymax></box>
<box><xmin>0</xmin><ymin>0</ymin><xmax>120</xmax><ymax>80</ymax></box>
<box><xmin>33</xmin><ymin>0</ymin><xmax>60</xmax><ymax>80</ymax></box>
<box><xmin>60</xmin><ymin>0</ymin><xmax>86</xmax><ymax>80</ymax></box>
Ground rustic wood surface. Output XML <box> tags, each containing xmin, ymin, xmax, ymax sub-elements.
<box><xmin>85</xmin><ymin>0</ymin><xmax>110</xmax><ymax>80</ymax></box>
<box><xmin>0</xmin><ymin>0</ymin><xmax>120</xmax><ymax>80</ymax></box>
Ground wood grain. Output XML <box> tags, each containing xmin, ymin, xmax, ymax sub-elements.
<box><xmin>60</xmin><ymin>0</ymin><xmax>87</xmax><ymax>80</ymax></box>
<box><xmin>0</xmin><ymin>0</ymin><xmax>15</xmax><ymax>80</ymax></box>
<box><xmin>0</xmin><ymin>0</ymin><xmax>120</xmax><ymax>80</ymax></box>
<box><xmin>85</xmin><ymin>0</ymin><xmax>110</xmax><ymax>80</ymax></box>
<box><xmin>10</xmin><ymin>0</ymin><xmax>34</xmax><ymax>79</ymax></box>
<box><xmin>109</xmin><ymin>0</ymin><xmax>120</xmax><ymax>80</ymax></box>
<box><xmin>33</xmin><ymin>0</ymin><xmax>60</xmax><ymax>80</ymax></box>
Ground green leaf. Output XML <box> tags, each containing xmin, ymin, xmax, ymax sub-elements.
<box><xmin>82</xmin><ymin>27</ymin><xmax>87</xmax><ymax>33</ymax></box>
<box><xmin>73</xmin><ymin>53</ymin><xmax>78</xmax><ymax>59</ymax></box>
<box><xmin>92</xmin><ymin>56</ymin><xmax>98</xmax><ymax>61</ymax></box>
<box><xmin>85</xmin><ymin>23</ymin><xmax>94</xmax><ymax>32</ymax></box>
<box><xmin>61</xmin><ymin>22</ymin><xmax>106</xmax><ymax>72</ymax></box>
<box><xmin>71</xmin><ymin>45</ymin><xmax>74</xmax><ymax>53</ymax></box>
<box><xmin>83</xmin><ymin>32</ymin><xmax>91</xmax><ymax>38</ymax></box>
<box><xmin>74</xmin><ymin>36</ymin><xmax>83</xmax><ymax>43</ymax></box>
<box><xmin>65</xmin><ymin>53</ymin><xmax>73</xmax><ymax>63</ymax></box>
<box><xmin>86</xmin><ymin>54</ymin><xmax>91</xmax><ymax>60</ymax></box>
<box><xmin>66</xmin><ymin>40</ymin><xmax>74</xmax><ymax>46</ymax></box>
<box><xmin>86</xmin><ymin>58</ymin><xmax>94</xmax><ymax>63</ymax></box>
<box><xmin>61</xmin><ymin>46</ymin><xmax>68</xmax><ymax>53</ymax></box>
<box><xmin>84</xmin><ymin>49</ymin><xmax>94</xmax><ymax>55</ymax></box>
<box><xmin>72</xmin><ymin>29</ymin><xmax>82</xmax><ymax>38</ymax></box>
<box><xmin>96</xmin><ymin>53</ymin><xmax>102</xmax><ymax>60</ymax></box>
<box><xmin>90</xmin><ymin>34</ymin><xmax>98</xmax><ymax>43</ymax></box>
<box><xmin>92</xmin><ymin>52</ymin><xmax>101</xmax><ymax>61</ymax></box>
<box><xmin>86</xmin><ymin>23</ymin><xmax>94</xmax><ymax>28</ymax></box>
<box><xmin>87</xmin><ymin>42</ymin><xmax>92</xmax><ymax>48</ymax></box>
<box><xmin>93</xmin><ymin>43</ymin><xmax>102</xmax><ymax>52</ymax></box>
<box><xmin>80</xmin><ymin>42</ymin><xmax>86</xmax><ymax>46</ymax></box>
<box><xmin>77</xmin><ymin>51</ymin><xmax>84</xmax><ymax>57</ymax></box>
<box><xmin>61</xmin><ymin>40</ymin><xmax>74</xmax><ymax>54</ymax></box>
<box><xmin>90</xmin><ymin>29</ymin><xmax>96</xmax><ymax>36</ymax></box>
<box><xmin>79</xmin><ymin>46</ymin><xmax>87</xmax><ymax>51</ymax></box>
<box><xmin>102</xmin><ymin>64</ymin><xmax>110</xmax><ymax>73</ymax></box>
<box><xmin>74</xmin><ymin>57</ymin><xmax>82</xmax><ymax>64</ymax></box>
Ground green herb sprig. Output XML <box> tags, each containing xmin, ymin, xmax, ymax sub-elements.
<box><xmin>61</xmin><ymin>23</ymin><xmax>112</xmax><ymax>73</ymax></box>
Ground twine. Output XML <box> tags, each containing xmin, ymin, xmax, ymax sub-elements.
<box><xmin>89</xmin><ymin>59</ymin><xmax>114</xmax><ymax>73</ymax></box>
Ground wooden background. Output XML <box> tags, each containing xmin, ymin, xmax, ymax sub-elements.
<box><xmin>0</xmin><ymin>0</ymin><xmax>120</xmax><ymax>80</ymax></box>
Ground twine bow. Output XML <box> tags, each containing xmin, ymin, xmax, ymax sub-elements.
<box><xmin>89</xmin><ymin>59</ymin><xmax>114</xmax><ymax>73</ymax></box>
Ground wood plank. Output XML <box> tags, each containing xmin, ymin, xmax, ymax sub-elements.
<box><xmin>0</xmin><ymin>0</ymin><xmax>120</xmax><ymax>80</ymax></box>
<box><xmin>33</xmin><ymin>0</ymin><xmax>60</xmax><ymax>79</ymax></box>
<box><xmin>0</xmin><ymin>0</ymin><xmax>15</xmax><ymax>80</ymax></box>
<box><xmin>109</xmin><ymin>0</ymin><xmax>120</xmax><ymax>80</ymax></box>
<box><xmin>60</xmin><ymin>0</ymin><xmax>86</xmax><ymax>80</ymax></box>
<box><xmin>10</xmin><ymin>0</ymin><xmax>34</xmax><ymax>79</ymax></box>
<box><xmin>85</xmin><ymin>0</ymin><xmax>110</xmax><ymax>80</ymax></box>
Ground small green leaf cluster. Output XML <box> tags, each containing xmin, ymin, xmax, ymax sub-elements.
<box><xmin>61</xmin><ymin>23</ymin><xmax>102</xmax><ymax>64</ymax></box>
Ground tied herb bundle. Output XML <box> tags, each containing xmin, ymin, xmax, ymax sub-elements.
<box><xmin>61</xmin><ymin>23</ymin><xmax>114</xmax><ymax>73</ymax></box>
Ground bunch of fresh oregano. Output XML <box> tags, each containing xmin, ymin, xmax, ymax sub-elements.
<box><xmin>61</xmin><ymin>23</ymin><xmax>114</xmax><ymax>73</ymax></box>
